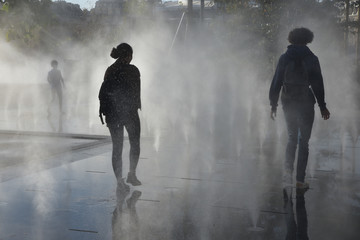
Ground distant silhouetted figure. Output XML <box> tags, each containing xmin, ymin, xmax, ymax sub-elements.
<box><xmin>269</xmin><ymin>28</ymin><xmax>330</xmax><ymax>192</ymax></box>
<box><xmin>99</xmin><ymin>43</ymin><xmax>142</xmax><ymax>190</ymax></box>
<box><xmin>47</xmin><ymin>59</ymin><xmax>65</xmax><ymax>131</ymax></box>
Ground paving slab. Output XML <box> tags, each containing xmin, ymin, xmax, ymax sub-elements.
<box><xmin>0</xmin><ymin>130</ymin><xmax>359</xmax><ymax>240</ymax></box>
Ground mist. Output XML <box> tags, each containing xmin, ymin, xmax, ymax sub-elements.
<box><xmin>1</xmin><ymin>0</ymin><xmax>360</xmax><ymax>239</ymax></box>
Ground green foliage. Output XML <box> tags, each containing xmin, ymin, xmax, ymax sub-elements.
<box><xmin>0</xmin><ymin>0</ymin><xmax>88</xmax><ymax>53</ymax></box>
<box><xmin>1</xmin><ymin>2</ymin><xmax>9</xmax><ymax>12</ymax></box>
<box><xmin>208</xmin><ymin>0</ymin><xmax>343</xmax><ymax>75</ymax></box>
<box><xmin>123</xmin><ymin>0</ymin><xmax>154</xmax><ymax>17</ymax></box>
<box><xmin>0</xmin><ymin>0</ymin><xmax>345</xmax><ymax>60</ymax></box>
<box><xmin>214</xmin><ymin>1</ymin><xmax>341</xmax><ymax>52</ymax></box>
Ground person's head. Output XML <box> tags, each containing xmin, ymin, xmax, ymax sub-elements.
<box><xmin>110</xmin><ymin>43</ymin><xmax>133</xmax><ymax>64</ymax></box>
<box><xmin>51</xmin><ymin>60</ymin><xmax>58</xmax><ymax>68</ymax></box>
<box><xmin>288</xmin><ymin>28</ymin><xmax>314</xmax><ymax>45</ymax></box>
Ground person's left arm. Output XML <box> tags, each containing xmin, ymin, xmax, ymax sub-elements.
<box><xmin>308</xmin><ymin>57</ymin><xmax>330</xmax><ymax>120</ymax></box>
<box><xmin>132</xmin><ymin>66</ymin><xmax>141</xmax><ymax>110</ymax></box>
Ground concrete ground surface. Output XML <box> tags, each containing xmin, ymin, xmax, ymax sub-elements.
<box><xmin>0</xmin><ymin>129</ymin><xmax>359</xmax><ymax>240</ymax></box>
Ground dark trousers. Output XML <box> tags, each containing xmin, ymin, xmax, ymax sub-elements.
<box><xmin>108</xmin><ymin>113</ymin><xmax>140</xmax><ymax>179</ymax></box>
<box><xmin>51</xmin><ymin>86</ymin><xmax>63</xmax><ymax>112</ymax></box>
<box><xmin>283</xmin><ymin>102</ymin><xmax>314</xmax><ymax>182</ymax></box>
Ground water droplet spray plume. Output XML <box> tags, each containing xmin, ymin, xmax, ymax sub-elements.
<box><xmin>1</xmin><ymin>2</ymin><xmax>360</xmax><ymax>236</ymax></box>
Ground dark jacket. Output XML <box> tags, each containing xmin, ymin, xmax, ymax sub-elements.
<box><xmin>99</xmin><ymin>60</ymin><xmax>141</xmax><ymax>124</ymax></box>
<box><xmin>48</xmin><ymin>68</ymin><xmax>64</xmax><ymax>88</ymax></box>
<box><xmin>269</xmin><ymin>45</ymin><xmax>326</xmax><ymax>111</ymax></box>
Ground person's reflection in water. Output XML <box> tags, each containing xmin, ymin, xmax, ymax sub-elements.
<box><xmin>284</xmin><ymin>190</ymin><xmax>309</xmax><ymax>240</ymax></box>
<box><xmin>112</xmin><ymin>186</ymin><xmax>142</xmax><ymax>240</ymax></box>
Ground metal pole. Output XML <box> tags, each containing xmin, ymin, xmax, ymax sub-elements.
<box><xmin>357</xmin><ymin>2</ymin><xmax>360</xmax><ymax>65</ymax></box>
<box><xmin>200</xmin><ymin>0</ymin><xmax>204</xmax><ymax>22</ymax></box>
<box><xmin>170</xmin><ymin>11</ymin><xmax>186</xmax><ymax>52</ymax></box>
<box><xmin>345</xmin><ymin>0</ymin><xmax>350</xmax><ymax>53</ymax></box>
<box><xmin>188</xmin><ymin>0</ymin><xmax>193</xmax><ymax>17</ymax></box>
<box><xmin>186</xmin><ymin>0</ymin><xmax>193</xmax><ymax>38</ymax></box>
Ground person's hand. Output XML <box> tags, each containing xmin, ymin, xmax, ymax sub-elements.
<box><xmin>270</xmin><ymin>108</ymin><xmax>277</xmax><ymax>120</ymax></box>
<box><xmin>321</xmin><ymin>107</ymin><xmax>330</xmax><ymax>120</ymax></box>
<box><xmin>99</xmin><ymin>108</ymin><xmax>105</xmax><ymax>125</ymax></box>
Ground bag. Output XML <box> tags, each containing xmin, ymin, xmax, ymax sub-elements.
<box><xmin>98</xmin><ymin>75</ymin><xmax>129</xmax><ymax>124</ymax></box>
<box><xmin>98</xmin><ymin>79</ymin><xmax>113</xmax><ymax>124</ymax></box>
<box><xmin>281</xmin><ymin>58</ymin><xmax>310</xmax><ymax>102</ymax></box>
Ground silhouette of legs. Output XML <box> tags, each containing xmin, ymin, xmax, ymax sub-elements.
<box><xmin>108</xmin><ymin>112</ymin><xmax>141</xmax><ymax>186</ymax></box>
<box><xmin>283</xmin><ymin>103</ymin><xmax>314</xmax><ymax>184</ymax></box>
<box><xmin>109</xmin><ymin>125</ymin><xmax>124</xmax><ymax>180</ymax></box>
<box><xmin>125</xmin><ymin>113</ymin><xmax>141</xmax><ymax>186</ymax></box>
<box><xmin>284</xmin><ymin>192</ymin><xmax>309</xmax><ymax>240</ymax></box>
<box><xmin>125</xmin><ymin>114</ymin><xmax>140</xmax><ymax>175</ymax></box>
<box><xmin>297</xmin><ymin>107</ymin><xmax>314</xmax><ymax>183</ymax></box>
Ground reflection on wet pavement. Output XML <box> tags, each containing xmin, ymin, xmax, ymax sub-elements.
<box><xmin>0</xmin><ymin>130</ymin><xmax>359</xmax><ymax>240</ymax></box>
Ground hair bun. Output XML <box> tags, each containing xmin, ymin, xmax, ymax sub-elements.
<box><xmin>110</xmin><ymin>43</ymin><xmax>133</xmax><ymax>60</ymax></box>
<box><xmin>110</xmin><ymin>47</ymin><xmax>120</xmax><ymax>59</ymax></box>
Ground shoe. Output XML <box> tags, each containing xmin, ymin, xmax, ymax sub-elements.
<box><xmin>126</xmin><ymin>172</ymin><xmax>142</xmax><ymax>186</ymax></box>
<box><xmin>296</xmin><ymin>182</ymin><xmax>309</xmax><ymax>195</ymax></box>
<box><xmin>296</xmin><ymin>181</ymin><xmax>309</xmax><ymax>189</ymax></box>
<box><xmin>117</xmin><ymin>178</ymin><xmax>130</xmax><ymax>192</ymax></box>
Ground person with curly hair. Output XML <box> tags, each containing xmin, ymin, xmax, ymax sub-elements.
<box><xmin>269</xmin><ymin>28</ymin><xmax>330</xmax><ymax>194</ymax></box>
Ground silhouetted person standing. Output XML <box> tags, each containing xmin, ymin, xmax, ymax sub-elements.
<box><xmin>47</xmin><ymin>60</ymin><xmax>65</xmax><ymax>131</ymax></box>
<box><xmin>269</xmin><ymin>28</ymin><xmax>330</xmax><ymax>192</ymax></box>
<box><xmin>99</xmin><ymin>43</ymin><xmax>142</xmax><ymax>190</ymax></box>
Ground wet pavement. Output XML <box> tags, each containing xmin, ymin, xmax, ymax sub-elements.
<box><xmin>0</xmin><ymin>129</ymin><xmax>359</xmax><ymax>240</ymax></box>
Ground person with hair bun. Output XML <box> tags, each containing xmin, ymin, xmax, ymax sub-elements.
<box><xmin>269</xmin><ymin>28</ymin><xmax>330</xmax><ymax>196</ymax></box>
<box><xmin>99</xmin><ymin>43</ymin><xmax>142</xmax><ymax>190</ymax></box>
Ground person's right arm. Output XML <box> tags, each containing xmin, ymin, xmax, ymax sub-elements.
<box><xmin>99</xmin><ymin>68</ymin><xmax>112</xmax><ymax>116</ymax></box>
<box><xmin>47</xmin><ymin>71</ymin><xmax>51</xmax><ymax>84</ymax></box>
<box><xmin>269</xmin><ymin>55</ymin><xmax>286</xmax><ymax>120</ymax></box>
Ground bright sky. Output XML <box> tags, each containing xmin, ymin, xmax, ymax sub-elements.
<box><xmin>64</xmin><ymin>0</ymin><xmax>177</xmax><ymax>10</ymax></box>
<box><xmin>62</xmin><ymin>0</ymin><xmax>97</xmax><ymax>10</ymax></box>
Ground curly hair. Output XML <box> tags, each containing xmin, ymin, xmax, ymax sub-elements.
<box><xmin>288</xmin><ymin>28</ymin><xmax>314</xmax><ymax>45</ymax></box>
<box><xmin>110</xmin><ymin>43</ymin><xmax>133</xmax><ymax>60</ymax></box>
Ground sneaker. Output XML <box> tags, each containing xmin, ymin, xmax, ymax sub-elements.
<box><xmin>296</xmin><ymin>181</ymin><xmax>309</xmax><ymax>189</ymax></box>
<box><xmin>126</xmin><ymin>172</ymin><xmax>142</xmax><ymax>186</ymax></box>
<box><xmin>117</xmin><ymin>178</ymin><xmax>130</xmax><ymax>192</ymax></box>
<box><xmin>296</xmin><ymin>181</ymin><xmax>309</xmax><ymax>193</ymax></box>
